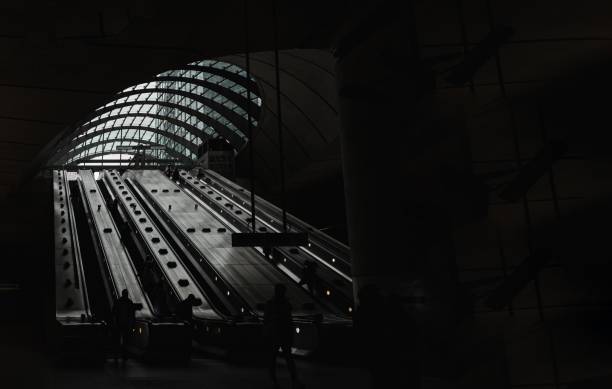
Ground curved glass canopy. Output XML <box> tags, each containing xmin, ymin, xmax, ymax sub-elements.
<box><xmin>51</xmin><ymin>59</ymin><xmax>262</xmax><ymax>167</ymax></box>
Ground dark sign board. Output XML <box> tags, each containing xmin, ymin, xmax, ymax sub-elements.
<box><xmin>231</xmin><ymin>232</ymin><xmax>309</xmax><ymax>247</ymax></box>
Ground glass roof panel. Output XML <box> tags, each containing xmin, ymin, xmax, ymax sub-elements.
<box><xmin>57</xmin><ymin>59</ymin><xmax>261</xmax><ymax>166</ymax></box>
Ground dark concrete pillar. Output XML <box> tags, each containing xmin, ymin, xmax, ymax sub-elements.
<box><xmin>334</xmin><ymin>13</ymin><xmax>470</xmax><ymax>305</ymax></box>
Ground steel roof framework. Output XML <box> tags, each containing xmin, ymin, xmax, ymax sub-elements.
<box><xmin>51</xmin><ymin>60</ymin><xmax>262</xmax><ymax>167</ymax></box>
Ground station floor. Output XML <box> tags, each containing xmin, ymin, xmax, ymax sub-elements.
<box><xmin>0</xmin><ymin>292</ymin><xmax>371</xmax><ymax>389</ymax></box>
<box><xmin>0</xmin><ymin>323</ymin><xmax>370</xmax><ymax>389</ymax></box>
<box><xmin>0</xmin><ymin>320</ymin><xmax>445</xmax><ymax>389</ymax></box>
<box><xmin>47</xmin><ymin>358</ymin><xmax>370</xmax><ymax>389</ymax></box>
<box><xmin>0</xmin><ymin>350</ymin><xmax>370</xmax><ymax>389</ymax></box>
<box><xmin>0</xmin><ymin>299</ymin><xmax>437</xmax><ymax>389</ymax></box>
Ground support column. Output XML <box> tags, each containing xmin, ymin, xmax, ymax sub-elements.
<box><xmin>334</xmin><ymin>12</ymin><xmax>469</xmax><ymax>305</ymax></box>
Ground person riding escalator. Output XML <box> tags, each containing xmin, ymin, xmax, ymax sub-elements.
<box><xmin>263</xmin><ymin>284</ymin><xmax>304</xmax><ymax>389</ymax></box>
<box><xmin>112</xmin><ymin>289</ymin><xmax>138</xmax><ymax>362</ymax></box>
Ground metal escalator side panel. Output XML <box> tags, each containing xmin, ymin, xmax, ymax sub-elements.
<box><xmin>178</xmin><ymin>170</ymin><xmax>353</xmax><ymax>316</ymax></box>
<box><xmin>180</xmin><ymin>170</ymin><xmax>352</xmax><ymax>279</ymax></box>
<box><xmin>126</xmin><ymin>170</ymin><xmax>249</xmax><ymax>317</ymax></box>
<box><xmin>192</xmin><ymin>169</ymin><xmax>351</xmax><ymax>273</ymax></box>
<box><xmin>102</xmin><ymin>169</ymin><xmax>222</xmax><ymax>321</ymax></box>
<box><xmin>77</xmin><ymin>169</ymin><xmax>153</xmax><ymax>319</ymax></box>
<box><xmin>129</xmin><ymin>170</ymin><xmax>254</xmax><ymax>314</ymax></box>
<box><xmin>54</xmin><ymin>169</ymin><xmax>88</xmax><ymax>320</ymax></box>
<box><xmin>200</xmin><ymin>168</ymin><xmax>349</xmax><ymax>253</ymax></box>
<box><xmin>134</xmin><ymin>170</ymin><xmax>328</xmax><ymax>318</ymax></box>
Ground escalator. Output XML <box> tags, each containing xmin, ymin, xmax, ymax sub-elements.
<box><xmin>129</xmin><ymin>170</ymin><xmax>352</xmax><ymax>352</ymax></box>
<box><xmin>53</xmin><ymin>170</ymin><xmax>105</xmax><ymax>360</ymax></box>
<box><xmin>74</xmin><ymin>170</ymin><xmax>190</xmax><ymax>361</ymax></box>
<box><xmin>177</xmin><ymin>170</ymin><xmax>354</xmax><ymax>315</ymax></box>
<box><xmin>68</xmin><ymin>178</ymin><xmax>113</xmax><ymax>321</ymax></box>
<box><xmin>105</xmin><ymin>169</ymin><xmax>262</xmax><ymax>354</ymax></box>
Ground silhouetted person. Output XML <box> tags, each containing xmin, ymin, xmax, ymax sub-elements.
<box><xmin>270</xmin><ymin>249</ymin><xmax>282</xmax><ymax>265</ymax></box>
<box><xmin>158</xmin><ymin>281</ymin><xmax>176</xmax><ymax>317</ymax></box>
<box><xmin>97</xmin><ymin>204</ymin><xmax>101</xmax><ymax>212</ymax></box>
<box><xmin>386</xmin><ymin>293</ymin><xmax>421</xmax><ymax>388</ymax></box>
<box><xmin>118</xmin><ymin>221</ymin><xmax>131</xmax><ymax>244</ymax></box>
<box><xmin>168</xmin><ymin>204</ymin><xmax>172</xmax><ymax>211</ymax></box>
<box><xmin>298</xmin><ymin>260</ymin><xmax>318</xmax><ymax>294</ymax></box>
<box><xmin>141</xmin><ymin>256</ymin><xmax>159</xmax><ymax>291</ymax></box>
<box><xmin>263</xmin><ymin>284</ymin><xmax>302</xmax><ymax>389</ymax></box>
<box><xmin>262</xmin><ymin>246</ymin><xmax>272</xmax><ymax>260</ymax></box>
<box><xmin>177</xmin><ymin>294</ymin><xmax>198</xmax><ymax>324</ymax></box>
<box><xmin>151</xmin><ymin>280</ymin><xmax>169</xmax><ymax>317</ymax></box>
<box><xmin>353</xmin><ymin>285</ymin><xmax>392</xmax><ymax>388</ymax></box>
<box><xmin>112</xmin><ymin>289</ymin><xmax>137</xmax><ymax>361</ymax></box>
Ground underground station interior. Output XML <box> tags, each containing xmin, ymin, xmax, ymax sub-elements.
<box><xmin>1</xmin><ymin>1</ymin><xmax>612</xmax><ymax>388</ymax></box>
